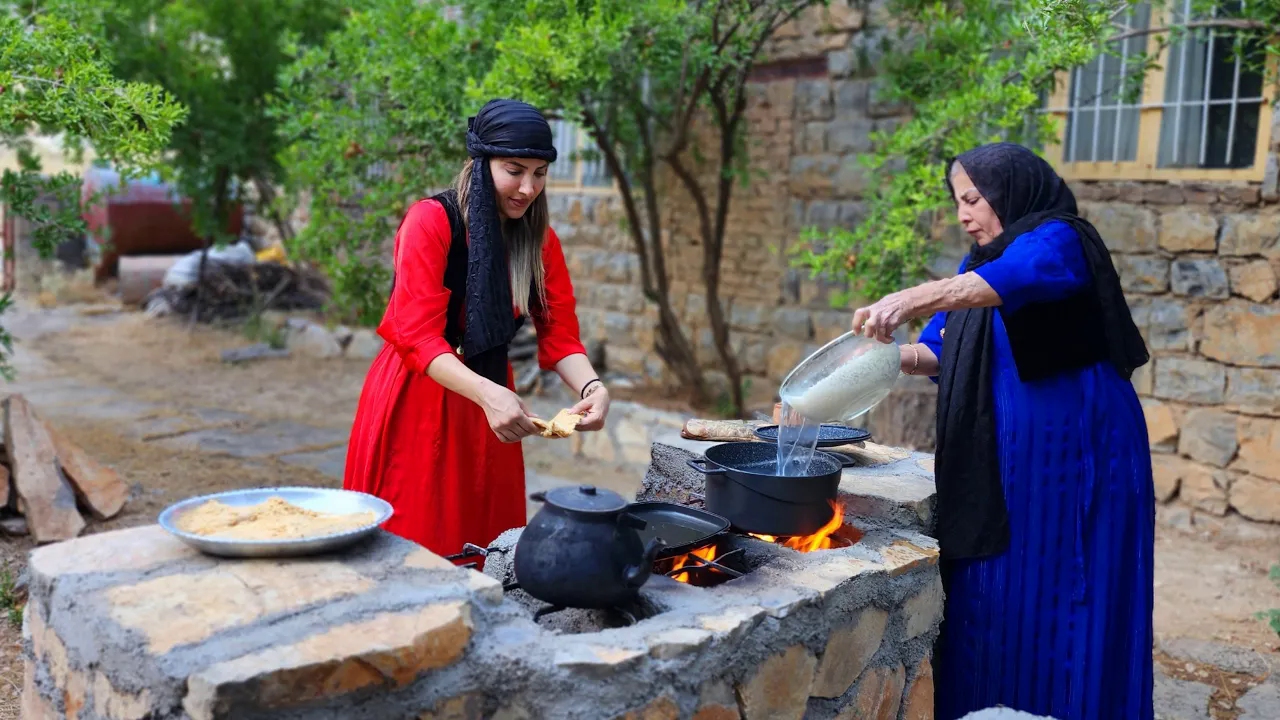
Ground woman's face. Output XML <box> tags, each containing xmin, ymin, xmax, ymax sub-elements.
<box><xmin>950</xmin><ymin>165</ymin><xmax>1003</xmax><ymax>245</ymax></box>
<box><xmin>490</xmin><ymin>157</ymin><xmax>548</xmax><ymax>220</ymax></box>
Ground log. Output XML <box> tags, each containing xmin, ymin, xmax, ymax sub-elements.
<box><xmin>0</xmin><ymin>463</ymin><xmax>8</xmax><ymax>509</ymax></box>
<box><xmin>680</xmin><ymin>419</ymin><xmax>765</xmax><ymax>442</ymax></box>
<box><xmin>3</xmin><ymin>396</ymin><xmax>84</xmax><ymax>543</ymax></box>
<box><xmin>47</xmin><ymin>422</ymin><xmax>128</xmax><ymax>520</ymax></box>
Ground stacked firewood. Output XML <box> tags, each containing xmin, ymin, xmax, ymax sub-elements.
<box><xmin>146</xmin><ymin>262</ymin><xmax>331</xmax><ymax>322</ymax></box>
<box><xmin>1</xmin><ymin>395</ymin><xmax>129</xmax><ymax>543</ymax></box>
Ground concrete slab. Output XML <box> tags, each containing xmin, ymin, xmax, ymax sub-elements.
<box><xmin>278</xmin><ymin>445</ymin><xmax>348</xmax><ymax>480</ymax></box>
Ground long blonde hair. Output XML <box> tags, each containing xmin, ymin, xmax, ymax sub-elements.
<box><xmin>454</xmin><ymin>158</ymin><xmax>549</xmax><ymax>316</ymax></box>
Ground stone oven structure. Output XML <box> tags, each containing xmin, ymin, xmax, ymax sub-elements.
<box><xmin>22</xmin><ymin>439</ymin><xmax>940</xmax><ymax>720</ymax></box>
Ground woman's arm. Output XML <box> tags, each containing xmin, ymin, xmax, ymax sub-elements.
<box><xmin>426</xmin><ymin>353</ymin><xmax>541</xmax><ymax>443</ymax></box>
<box><xmin>555</xmin><ymin>353</ymin><xmax>611</xmax><ymax>431</ymax></box>
<box><xmin>899</xmin><ymin>343</ymin><xmax>941</xmax><ymax>377</ymax></box>
<box><xmin>854</xmin><ymin>273</ymin><xmax>1000</xmax><ymax>343</ymax></box>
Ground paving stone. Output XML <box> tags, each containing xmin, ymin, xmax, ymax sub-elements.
<box><xmin>1238</xmin><ymin>681</ymin><xmax>1280</xmax><ymax>719</ymax></box>
<box><xmin>278</xmin><ymin>445</ymin><xmax>348</xmax><ymax>480</ymax></box>
<box><xmin>1154</xmin><ymin>666</ymin><xmax>1211</xmax><ymax>719</ymax></box>
<box><xmin>171</xmin><ymin>422</ymin><xmax>348</xmax><ymax>458</ymax></box>
<box><xmin>1159</xmin><ymin>637</ymin><xmax>1273</xmax><ymax>676</ymax></box>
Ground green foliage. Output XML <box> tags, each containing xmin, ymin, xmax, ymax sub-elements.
<box><xmin>0</xmin><ymin>562</ymin><xmax>24</xmax><ymax>628</ymax></box>
<box><xmin>0</xmin><ymin>1</ymin><xmax>184</xmax><ymax>378</ymax></box>
<box><xmin>797</xmin><ymin>0</ymin><xmax>1128</xmax><ymax>304</ymax></box>
<box><xmin>1260</xmin><ymin>564</ymin><xmax>1280</xmax><ymax>637</ymax></box>
<box><xmin>94</xmin><ymin>0</ymin><xmax>348</xmax><ymax>240</ymax></box>
<box><xmin>274</xmin><ymin>0</ymin><xmax>494</xmax><ymax>324</ymax></box>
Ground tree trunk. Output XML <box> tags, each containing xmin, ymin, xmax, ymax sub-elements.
<box><xmin>192</xmin><ymin>166</ymin><xmax>233</xmax><ymax>325</ymax></box>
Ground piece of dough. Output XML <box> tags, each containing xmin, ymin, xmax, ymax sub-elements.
<box><xmin>532</xmin><ymin>409</ymin><xmax>583</xmax><ymax>439</ymax></box>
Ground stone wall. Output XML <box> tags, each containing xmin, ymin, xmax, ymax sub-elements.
<box><xmin>1072</xmin><ymin>183</ymin><xmax>1280</xmax><ymax>525</ymax></box>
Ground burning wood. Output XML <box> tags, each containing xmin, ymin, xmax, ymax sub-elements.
<box><xmin>667</xmin><ymin>545</ymin><xmax>718</xmax><ymax>584</ymax></box>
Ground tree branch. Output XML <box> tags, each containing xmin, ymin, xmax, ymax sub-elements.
<box><xmin>1109</xmin><ymin>18</ymin><xmax>1268</xmax><ymax>44</ymax></box>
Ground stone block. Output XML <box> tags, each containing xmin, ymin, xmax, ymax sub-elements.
<box><xmin>840</xmin><ymin>664</ymin><xmax>906</xmax><ymax>720</ymax></box>
<box><xmin>810</xmin><ymin>607</ymin><xmax>889</xmax><ymax>698</ymax></box>
<box><xmin>1200</xmin><ymin>303</ymin><xmax>1280</xmax><ymax>368</ymax></box>
<box><xmin>285</xmin><ymin>319</ymin><xmax>343</xmax><ymax>359</ymax></box>
<box><xmin>1158</xmin><ymin>209</ymin><xmax>1218</xmax><ymax>252</ymax></box>
<box><xmin>1143</xmin><ymin>399</ymin><xmax>1178</xmax><ymax>447</ymax></box>
<box><xmin>1115</xmin><ymin>255</ymin><xmax>1170</xmax><ymax>293</ymax></box>
<box><xmin>694</xmin><ymin>681</ymin><xmax>741</xmax><ymax>720</ymax></box>
<box><xmin>29</xmin><ymin>524</ymin><xmax>195</xmax><ymax>579</ymax></box>
<box><xmin>1128</xmin><ymin>296</ymin><xmax>1192</xmax><ymax>351</ymax></box>
<box><xmin>1221</xmin><ymin>185</ymin><xmax>1262</xmax><ymax>206</ymax></box>
<box><xmin>1229</xmin><ymin>475</ymin><xmax>1280</xmax><ymax>522</ymax></box>
<box><xmin>827</xmin><ymin>118</ymin><xmax>876</xmax><ymax>155</ymax></box>
<box><xmin>1229</xmin><ymin>260</ymin><xmax>1278</xmax><ymax>301</ymax></box>
<box><xmin>1081</xmin><ymin>203</ymin><xmax>1158</xmax><ymax>253</ymax></box>
<box><xmin>553</xmin><ymin>645</ymin><xmax>645</xmax><ymax>673</ymax></box>
<box><xmin>796</xmin><ymin>80</ymin><xmax>834</xmax><ymax>121</ymax></box>
<box><xmin>824</xmin><ymin>0</ymin><xmax>865</xmax><ymax>30</ymax></box>
<box><xmin>184</xmin><ymin>601</ymin><xmax>473</xmax><ymax>719</ymax></box>
<box><xmin>878</xmin><ymin>539</ymin><xmax>939</xmax><ymax>577</ymax></box>
<box><xmin>772</xmin><ymin>308</ymin><xmax>813</xmax><ymax>341</ymax></box>
<box><xmin>23</xmin><ymin>660</ymin><xmax>58</xmax><ymax>720</ymax></box>
<box><xmin>1132</xmin><ymin>362</ymin><xmax>1154</xmax><ymax>395</ymax></box>
<box><xmin>734</xmin><ymin>644</ymin><xmax>817</xmax><ymax>720</ymax></box>
<box><xmin>730</xmin><ymin>302</ymin><xmax>770</xmax><ymax>333</ymax></box>
<box><xmin>1235</xmin><ymin>417</ymin><xmax>1280</xmax><ymax>482</ymax></box>
<box><xmin>418</xmin><ymin>693</ymin><xmax>486</xmax><ymax>720</ymax></box>
<box><xmin>1177</xmin><ymin>409</ymin><xmax>1239</xmax><ymax>467</ymax></box>
<box><xmin>107</xmin><ymin>561</ymin><xmax>376</xmax><ymax>654</ymax></box>
<box><xmin>1219</xmin><ymin>213</ymin><xmax>1280</xmax><ymax>257</ymax></box>
<box><xmin>767</xmin><ymin>341</ymin><xmax>807</xmax><ymax>380</ymax></box>
<box><xmin>1226</xmin><ymin>367</ymin><xmax>1280</xmax><ymax>416</ymax></box>
<box><xmin>615</xmin><ymin>696</ymin><xmax>680</xmax><ymax>720</ymax></box>
<box><xmin>346</xmin><ymin>329</ymin><xmax>385</xmax><ymax>359</ymax></box>
<box><xmin>901</xmin><ymin>658</ymin><xmax>934</xmax><ymax>720</ymax></box>
<box><xmin>833</xmin><ymin>159</ymin><xmax>873</xmax><ymax>198</ymax></box>
<box><xmin>828</xmin><ymin>49</ymin><xmax>855</xmax><ymax>78</ymax></box>
<box><xmin>903</xmin><ymin>576</ymin><xmax>944</xmax><ymax>640</ymax></box>
<box><xmin>1179</xmin><ymin>463</ymin><xmax>1230</xmax><ymax>516</ymax></box>
<box><xmin>790</xmin><ymin>155</ymin><xmax>840</xmax><ymax>196</ymax></box>
<box><xmin>1151</xmin><ymin>454</ymin><xmax>1183</xmax><ymax>503</ymax></box>
<box><xmin>834</xmin><ymin>79</ymin><xmax>871</xmax><ymax>114</ymax></box>
<box><xmin>1170</xmin><ymin>259</ymin><xmax>1229</xmax><ymax>299</ymax></box>
<box><xmin>1153</xmin><ymin>357</ymin><xmax>1226</xmax><ymax>404</ymax></box>
<box><xmin>646</xmin><ymin>628</ymin><xmax>713</xmax><ymax>660</ymax></box>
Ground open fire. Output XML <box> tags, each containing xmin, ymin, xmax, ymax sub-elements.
<box><xmin>749</xmin><ymin>501</ymin><xmax>846</xmax><ymax>552</ymax></box>
<box><xmin>664</xmin><ymin>501</ymin><xmax>848</xmax><ymax>585</ymax></box>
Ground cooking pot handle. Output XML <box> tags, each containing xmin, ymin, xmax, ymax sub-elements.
<box><xmin>686</xmin><ymin>458</ymin><xmax>726</xmax><ymax>476</ymax></box>
<box><xmin>823</xmin><ymin>451</ymin><xmax>857</xmax><ymax>469</ymax></box>
<box><xmin>528</xmin><ymin>491</ymin><xmax>547</xmax><ymax>503</ymax></box>
<box><xmin>624</xmin><ymin>537</ymin><xmax>666</xmax><ymax>588</ymax></box>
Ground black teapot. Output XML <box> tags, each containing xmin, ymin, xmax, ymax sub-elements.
<box><xmin>513</xmin><ymin>485</ymin><xmax>665</xmax><ymax>608</ymax></box>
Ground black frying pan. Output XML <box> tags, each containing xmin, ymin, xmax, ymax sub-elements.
<box><xmin>625</xmin><ymin>501</ymin><xmax>730</xmax><ymax>559</ymax></box>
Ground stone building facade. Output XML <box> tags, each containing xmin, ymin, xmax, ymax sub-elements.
<box><xmin>546</xmin><ymin>1</ymin><xmax>1280</xmax><ymax>525</ymax></box>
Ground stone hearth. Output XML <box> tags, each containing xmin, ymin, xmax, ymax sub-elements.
<box><xmin>22</xmin><ymin>440</ymin><xmax>940</xmax><ymax>720</ymax></box>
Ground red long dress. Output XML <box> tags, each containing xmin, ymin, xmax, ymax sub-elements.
<box><xmin>343</xmin><ymin>198</ymin><xmax>587</xmax><ymax>555</ymax></box>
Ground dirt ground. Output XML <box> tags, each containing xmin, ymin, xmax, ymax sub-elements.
<box><xmin>1</xmin><ymin>298</ymin><xmax>1279</xmax><ymax>718</ymax></box>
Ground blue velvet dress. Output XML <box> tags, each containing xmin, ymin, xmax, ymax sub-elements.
<box><xmin>919</xmin><ymin>220</ymin><xmax>1155</xmax><ymax>720</ymax></box>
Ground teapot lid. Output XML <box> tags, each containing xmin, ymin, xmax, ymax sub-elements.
<box><xmin>541</xmin><ymin>485</ymin><xmax>627</xmax><ymax>514</ymax></box>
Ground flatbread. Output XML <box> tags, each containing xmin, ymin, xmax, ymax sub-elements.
<box><xmin>532</xmin><ymin>409</ymin><xmax>583</xmax><ymax>439</ymax></box>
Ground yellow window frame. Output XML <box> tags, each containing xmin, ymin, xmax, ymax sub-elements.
<box><xmin>1043</xmin><ymin>5</ymin><xmax>1277</xmax><ymax>183</ymax></box>
<box><xmin>546</xmin><ymin>120</ymin><xmax>620</xmax><ymax>196</ymax></box>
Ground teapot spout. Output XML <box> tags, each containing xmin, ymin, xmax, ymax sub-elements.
<box><xmin>624</xmin><ymin>538</ymin><xmax>666</xmax><ymax>588</ymax></box>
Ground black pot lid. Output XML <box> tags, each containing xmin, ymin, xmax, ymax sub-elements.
<box><xmin>541</xmin><ymin>485</ymin><xmax>628</xmax><ymax>514</ymax></box>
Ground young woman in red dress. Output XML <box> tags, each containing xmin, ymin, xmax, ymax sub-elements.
<box><xmin>344</xmin><ymin>99</ymin><xmax>610</xmax><ymax>555</ymax></box>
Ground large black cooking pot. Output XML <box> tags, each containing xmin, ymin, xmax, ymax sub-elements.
<box><xmin>514</xmin><ymin>485</ymin><xmax>665</xmax><ymax>608</ymax></box>
<box><xmin>686</xmin><ymin>441</ymin><xmax>851</xmax><ymax>536</ymax></box>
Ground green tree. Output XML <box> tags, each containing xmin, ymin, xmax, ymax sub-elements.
<box><xmin>273</xmin><ymin>0</ymin><xmax>496</xmax><ymax>325</ymax></box>
<box><xmin>797</xmin><ymin>0</ymin><xmax>1279</xmax><ymax>304</ymax></box>
<box><xmin>95</xmin><ymin>0</ymin><xmax>349</xmax><ymax>244</ymax></box>
<box><xmin>0</xmin><ymin>1</ymin><xmax>184</xmax><ymax>377</ymax></box>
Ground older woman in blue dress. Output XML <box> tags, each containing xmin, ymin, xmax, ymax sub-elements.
<box><xmin>851</xmin><ymin>143</ymin><xmax>1154</xmax><ymax>720</ymax></box>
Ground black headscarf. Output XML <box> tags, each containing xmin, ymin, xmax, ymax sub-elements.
<box><xmin>933</xmin><ymin>142</ymin><xmax>1148</xmax><ymax>560</ymax></box>
<box><xmin>459</xmin><ymin>99</ymin><xmax>558</xmax><ymax>385</ymax></box>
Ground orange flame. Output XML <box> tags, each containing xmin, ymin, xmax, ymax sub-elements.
<box><xmin>750</xmin><ymin>501</ymin><xmax>844</xmax><ymax>553</ymax></box>
<box><xmin>668</xmin><ymin>545</ymin><xmax>718</xmax><ymax>584</ymax></box>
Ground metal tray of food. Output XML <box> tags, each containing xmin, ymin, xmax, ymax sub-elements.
<box><xmin>158</xmin><ymin>486</ymin><xmax>394</xmax><ymax>558</ymax></box>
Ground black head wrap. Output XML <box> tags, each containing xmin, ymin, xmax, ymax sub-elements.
<box><xmin>933</xmin><ymin>142</ymin><xmax>1148</xmax><ymax>560</ymax></box>
<box><xmin>459</xmin><ymin>99</ymin><xmax>557</xmax><ymax>385</ymax></box>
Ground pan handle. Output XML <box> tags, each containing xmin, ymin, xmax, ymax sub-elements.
<box><xmin>686</xmin><ymin>458</ymin><xmax>726</xmax><ymax>476</ymax></box>
<box><xmin>822</xmin><ymin>451</ymin><xmax>858</xmax><ymax>469</ymax></box>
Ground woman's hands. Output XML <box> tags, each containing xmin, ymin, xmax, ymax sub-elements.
<box><xmin>478</xmin><ymin>382</ymin><xmax>542</xmax><ymax>443</ymax></box>
<box><xmin>852</xmin><ymin>290</ymin><xmax>916</xmax><ymax>343</ymax></box>
<box><xmin>569</xmin><ymin>384</ymin><xmax>611</xmax><ymax>432</ymax></box>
